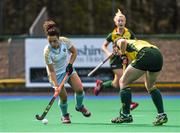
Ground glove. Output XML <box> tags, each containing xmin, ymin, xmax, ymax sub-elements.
<box><xmin>66</xmin><ymin>63</ymin><xmax>73</xmax><ymax>75</ymax></box>
<box><xmin>121</xmin><ymin>55</ymin><xmax>128</xmax><ymax>65</ymax></box>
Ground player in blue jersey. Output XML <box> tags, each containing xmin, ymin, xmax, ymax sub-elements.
<box><xmin>43</xmin><ymin>20</ymin><xmax>91</xmax><ymax>124</ymax></box>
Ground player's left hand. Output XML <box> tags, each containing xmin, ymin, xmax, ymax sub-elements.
<box><xmin>66</xmin><ymin>63</ymin><xmax>73</xmax><ymax>75</ymax></box>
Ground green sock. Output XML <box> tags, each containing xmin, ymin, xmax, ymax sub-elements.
<box><xmin>150</xmin><ymin>89</ymin><xmax>164</xmax><ymax>113</ymax></box>
<box><xmin>75</xmin><ymin>91</ymin><xmax>84</xmax><ymax>109</ymax></box>
<box><xmin>120</xmin><ymin>87</ymin><xmax>132</xmax><ymax>114</ymax></box>
<box><xmin>102</xmin><ymin>80</ymin><xmax>114</xmax><ymax>89</ymax></box>
<box><xmin>58</xmin><ymin>100</ymin><xmax>68</xmax><ymax>116</ymax></box>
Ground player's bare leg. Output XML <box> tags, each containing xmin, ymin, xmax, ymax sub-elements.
<box><xmin>69</xmin><ymin>73</ymin><xmax>91</xmax><ymax>117</ymax></box>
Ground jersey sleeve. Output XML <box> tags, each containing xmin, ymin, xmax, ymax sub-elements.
<box><xmin>128</xmin><ymin>29</ymin><xmax>136</xmax><ymax>39</ymax></box>
<box><xmin>59</xmin><ymin>36</ymin><xmax>73</xmax><ymax>49</ymax></box>
<box><xmin>43</xmin><ymin>45</ymin><xmax>52</xmax><ymax>65</ymax></box>
<box><xmin>106</xmin><ymin>33</ymin><xmax>113</xmax><ymax>42</ymax></box>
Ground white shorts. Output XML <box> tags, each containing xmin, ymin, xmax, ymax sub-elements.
<box><xmin>50</xmin><ymin>68</ymin><xmax>76</xmax><ymax>88</ymax></box>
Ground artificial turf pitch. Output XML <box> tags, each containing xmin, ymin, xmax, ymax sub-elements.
<box><xmin>0</xmin><ymin>94</ymin><xmax>180</xmax><ymax>132</ymax></box>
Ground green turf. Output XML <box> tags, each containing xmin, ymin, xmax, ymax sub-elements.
<box><xmin>0</xmin><ymin>96</ymin><xmax>180</xmax><ymax>132</ymax></box>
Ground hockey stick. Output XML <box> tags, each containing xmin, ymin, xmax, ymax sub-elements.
<box><xmin>35</xmin><ymin>73</ymin><xmax>69</xmax><ymax>120</ymax></box>
<box><xmin>88</xmin><ymin>53</ymin><xmax>113</xmax><ymax>77</ymax></box>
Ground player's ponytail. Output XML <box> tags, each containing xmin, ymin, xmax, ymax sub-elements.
<box><xmin>113</xmin><ymin>9</ymin><xmax>126</xmax><ymax>23</ymax></box>
<box><xmin>46</xmin><ymin>27</ymin><xmax>59</xmax><ymax>37</ymax></box>
<box><xmin>43</xmin><ymin>20</ymin><xmax>57</xmax><ymax>36</ymax></box>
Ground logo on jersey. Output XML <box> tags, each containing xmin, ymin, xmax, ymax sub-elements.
<box><xmin>51</xmin><ymin>55</ymin><xmax>59</xmax><ymax>63</ymax></box>
<box><xmin>51</xmin><ymin>48</ymin><xmax>67</xmax><ymax>63</ymax></box>
<box><xmin>63</xmin><ymin>48</ymin><xmax>66</xmax><ymax>52</ymax></box>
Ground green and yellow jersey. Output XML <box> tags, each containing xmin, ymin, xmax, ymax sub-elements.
<box><xmin>124</xmin><ymin>40</ymin><xmax>158</xmax><ymax>61</ymax></box>
<box><xmin>106</xmin><ymin>27</ymin><xmax>135</xmax><ymax>42</ymax></box>
<box><xmin>119</xmin><ymin>39</ymin><xmax>163</xmax><ymax>72</ymax></box>
<box><xmin>106</xmin><ymin>27</ymin><xmax>136</xmax><ymax>68</ymax></box>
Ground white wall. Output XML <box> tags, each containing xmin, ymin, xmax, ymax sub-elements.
<box><xmin>25</xmin><ymin>38</ymin><xmax>113</xmax><ymax>87</ymax></box>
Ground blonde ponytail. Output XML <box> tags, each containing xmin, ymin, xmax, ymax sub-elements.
<box><xmin>113</xmin><ymin>9</ymin><xmax>126</xmax><ymax>22</ymax></box>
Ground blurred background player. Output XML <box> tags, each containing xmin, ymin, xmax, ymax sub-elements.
<box><xmin>43</xmin><ymin>20</ymin><xmax>91</xmax><ymax>124</ymax></box>
<box><xmin>111</xmin><ymin>39</ymin><xmax>168</xmax><ymax>126</ymax></box>
<box><xmin>93</xmin><ymin>9</ymin><xmax>138</xmax><ymax>110</ymax></box>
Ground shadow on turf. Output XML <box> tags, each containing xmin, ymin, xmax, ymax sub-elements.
<box><xmin>71</xmin><ymin>123</ymin><xmax>152</xmax><ymax>126</ymax></box>
<box><xmin>71</xmin><ymin>122</ymin><xmax>179</xmax><ymax>128</ymax></box>
<box><xmin>72</xmin><ymin>122</ymin><xmax>113</xmax><ymax>126</ymax></box>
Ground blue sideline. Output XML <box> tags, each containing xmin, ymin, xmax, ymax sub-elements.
<box><xmin>0</xmin><ymin>95</ymin><xmax>180</xmax><ymax>100</ymax></box>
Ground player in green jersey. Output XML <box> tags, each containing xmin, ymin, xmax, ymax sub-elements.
<box><xmin>111</xmin><ymin>39</ymin><xmax>168</xmax><ymax>126</ymax></box>
<box><xmin>94</xmin><ymin>9</ymin><xmax>138</xmax><ymax>110</ymax></box>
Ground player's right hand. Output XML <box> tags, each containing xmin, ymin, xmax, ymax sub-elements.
<box><xmin>54</xmin><ymin>87</ymin><xmax>60</xmax><ymax>97</ymax></box>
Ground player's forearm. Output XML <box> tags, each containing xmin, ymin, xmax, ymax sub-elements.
<box><xmin>49</xmin><ymin>71</ymin><xmax>58</xmax><ymax>88</ymax></box>
<box><xmin>117</xmin><ymin>39</ymin><xmax>127</xmax><ymax>55</ymax></box>
<box><xmin>120</xmin><ymin>41</ymin><xmax>127</xmax><ymax>55</ymax></box>
<box><xmin>68</xmin><ymin>46</ymin><xmax>77</xmax><ymax>64</ymax></box>
<box><xmin>102</xmin><ymin>47</ymin><xmax>111</xmax><ymax>56</ymax></box>
<box><xmin>47</xmin><ymin>64</ymin><xmax>58</xmax><ymax>88</ymax></box>
<box><xmin>69</xmin><ymin>52</ymin><xmax>77</xmax><ymax>64</ymax></box>
<box><xmin>102</xmin><ymin>42</ymin><xmax>112</xmax><ymax>57</ymax></box>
